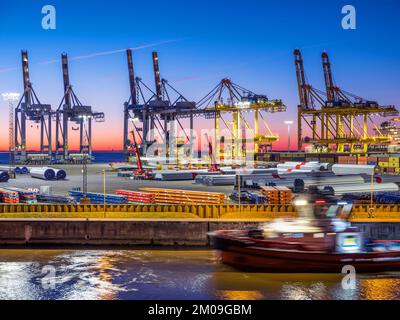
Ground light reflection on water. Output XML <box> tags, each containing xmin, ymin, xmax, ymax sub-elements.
<box><xmin>0</xmin><ymin>249</ymin><xmax>398</xmax><ymax>300</ymax></box>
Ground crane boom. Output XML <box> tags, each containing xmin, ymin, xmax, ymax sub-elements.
<box><xmin>152</xmin><ymin>51</ymin><xmax>162</xmax><ymax>99</ymax></box>
<box><xmin>321</xmin><ymin>52</ymin><xmax>335</xmax><ymax>101</ymax></box>
<box><xmin>294</xmin><ymin>49</ymin><xmax>309</xmax><ymax>108</ymax></box>
<box><xmin>126</xmin><ymin>49</ymin><xmax>137</xmax><ymax>105</ymax></box>
<box><xmin>61</xmin><ymin>54</ymin><xmax>72</xmax><ymax>108</ymax></box>
<box><xmin>21</xmin><ymin>50</ymin><xmax>31</xmax><ymax>104</ymax></box>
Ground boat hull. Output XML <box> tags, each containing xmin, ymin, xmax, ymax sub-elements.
<box><xmin>211</xmin><ymin>233</ymin><xmax>400</xmax><ymax>273</ymax></box>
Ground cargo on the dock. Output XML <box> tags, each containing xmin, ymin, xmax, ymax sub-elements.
<box><xmin>0</xmin><ymin>171</ymin><xmax>10</xmax><ymax>183</ymax></box>
<box><xmin>294</xmin><ymin>175</ymin><xmax>366</xmax><ymax>189</ymax></box>
<box><xmin>4</xmin><ymin>187</ymin><xmax>37</xmax><ymax>204</ymax></box>
<box><xmin>324</xmin><ymin>182</ymin><xmax>400</xmax><ymax>196</ymax></box>
<box><xmin>153</xmin><ymin>170</ymin><xmax>195</xmax><ymax>181</ymax></box>
<box><xmin>332</xmin><ymin>164</ymin><xmax>376</xmax><ymax>175</ymax></box>
<box><xmin>0</xmin><ymin>188</ymin><xmax>19</xmax><ymax>204</ymax></box>
<box><xmin>139</xmin><ymin>187</ymin><xmax>226</xmax><ymax>205</ymax></box>
<box><xmin>195</xmin><ymin>174</ymin><xmax>236</xmax><ymax>186</ymax></box>
<box><xmin>260</xmin><ymin>186</ymin><xmax>292</xmax><ymax>204</ymax></box>
<box><xmin>36</xmin><ymin>194</ymin><xmax>75</xmax><ymax>204</ymax></box>
<box><xmin>29</xmin><ymin>167</ymin><xmax>67</xmax><ymax>180</ymax></box>
<box><xmin>69</xmin><ymin>191</ymin><xmax>127</xmax><ymax>204</ymax></box>
<box><xmin>115</xmin><ymin>190</ymin><xmax>155</xmax><ymax>203</ymax></box>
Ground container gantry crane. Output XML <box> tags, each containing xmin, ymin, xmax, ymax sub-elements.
<box><xmin>294</xmin><ymin>49</ymin><xmax>398</xmax><ymax>153</ymax></box>
<box><xmin>55</xmin><ymin>53</ymin><xmax>105</xmax><ymax>163</ymax></box>
<box><xmin>123</xmin><ymin>50</ymin><xmax>215</xmax><ymax>164</ymax></box>
<box><xmin>294</xmin><ymin>49</ymin><xmax>328</xmax><ymax>152</ymax></box>
<box><xmin>321</xmin><ymin>51</ymin><xmax>398</xmax><ymax>152</ymax></box>
<box><xmin>197</xmin><ymin>79</ymin><xmax>286</xmax><ymax>162</ymax></box>
<box><xmin>14</xmin><ymin>50</ymin><xmax>53</xmax><ymax>164</ymax></box>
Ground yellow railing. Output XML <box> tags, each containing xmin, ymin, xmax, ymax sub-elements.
<box><xmin>0</xmin><ymin>204</ymin><xmax>399</xmax><ymax>221</ymax></box>
<box><xmin>347</xmin><ymin>204</ymin><xmax>400</xmax><ymax>222</ymax></box>
<box><xmin>0</xmin><ymin>204</ymin><xmax>297</xmax><ymax>220</ymax></box>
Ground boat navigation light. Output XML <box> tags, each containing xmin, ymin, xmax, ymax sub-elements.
<box><xmin>294</xmin><ymin>199</ymin><xmax>308</xmax><ymax>206</ymax></box>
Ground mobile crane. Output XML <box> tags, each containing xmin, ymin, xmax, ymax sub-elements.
<box><xmin>130</xmin><ymin>130</ymin><xmax>153</xmax><ymax>180</ymax></box>
<box><xmin>205</xmin><ymin>133</ymin><xmax>220</xmax><ymax>172</ymax></box>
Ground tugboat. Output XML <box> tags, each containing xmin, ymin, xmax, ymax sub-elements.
<box><xmin>209</xmin><ymin>197</ymin><xmax>400</xmax><ymax>273</ymax></box>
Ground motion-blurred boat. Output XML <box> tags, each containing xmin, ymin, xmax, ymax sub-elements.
<box><xmin>209</xmin><ymin>218</ymin><xmax>400</xmax><ymax>273</ymax></box>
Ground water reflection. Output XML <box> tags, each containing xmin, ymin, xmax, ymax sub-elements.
<box><xmin>0</xmin><ymin>249</ymin><xmax>398</xmax><ymax>300</ymax></box>
<box><xmin>359</xmin><ymin>276</ymin><xmax>400</xmax><ymax>300</ymax></box>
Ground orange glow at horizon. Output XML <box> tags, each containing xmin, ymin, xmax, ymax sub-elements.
<box><xmin>0</xmin><ymin>116</ymin><xmax>298</xmax><ymax>152</ymax></box>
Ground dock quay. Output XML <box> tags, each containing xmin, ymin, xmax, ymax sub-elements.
<box><xmin>0</xmin><ymin>203</ymin><xmax>397</xmax><ymax>246</ymax></box>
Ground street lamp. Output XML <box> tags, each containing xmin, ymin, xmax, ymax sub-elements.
<box><xmin>102</xmin><ymin>169</ymin><xmax>106</xmax><ymax>217</ymax></box>
<box><xmin>2</xmin><ymin>92</ymin><xmax>20</xmax><ymax>167</ymax></box>
<box><xmin>284</xmin><ymin>121</ymin><xmax>293</xmax><ymax>152</ymax></box>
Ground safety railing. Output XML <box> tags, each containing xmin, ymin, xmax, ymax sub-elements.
<box><xmin>0</xmin><ymin>204</ymin><xmax>297</xmax><ymax>219</ymax></box>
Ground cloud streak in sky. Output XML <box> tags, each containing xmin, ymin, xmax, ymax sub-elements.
<box><xmin>0</xmin><ymin>38</ymin><xmax>186</xmax><ymax>73</ymax></box>
<box><xmin>38</xmin><ymin>38</ymin><xmax>186</xmax><ymax>65</ymax></box>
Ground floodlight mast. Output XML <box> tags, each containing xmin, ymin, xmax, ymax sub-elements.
<box><xmin>2</xmin><ymin>92</ymin><xmax>20</xmax><ymax>167</ymax></box>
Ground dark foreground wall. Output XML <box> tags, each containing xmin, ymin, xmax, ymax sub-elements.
<box><xmin>352</xmin><ymin>223</ymin><xmax>400</xmax><ymax>240</ymax></box>
<box><xmin>0</xmin><ymin>220</ymin><xmax>398</xmax><ymax>246</ymax></box>
<box><xmin>0</xmin><ymin>219</ymin><xmax>260</xmax><ymax>246</ymax></box>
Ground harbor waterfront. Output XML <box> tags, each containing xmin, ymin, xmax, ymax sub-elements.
<box><xmin>0</xmin><ymin>248</ymin><xmax>399</xmax><ymax>300</ymax></box>
<box><xmin>1</xmin><ymin>0</ymin><xmax>400</xmax><ymax>304</ymax></box>
<box><xmin>0</xmin><ymin>218</ymin><xmax>398</xmax><ymax>245</ymax></box>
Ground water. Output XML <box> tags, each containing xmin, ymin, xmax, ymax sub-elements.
<box><xmin>0</xmin><ymin>151</ymin><xmax>124</xmax><ymax>164</ymax></box>
<box><xmin>0</xmin><ymin>249</ymin><xmax>399</xmax><ymax>300</ymax></box>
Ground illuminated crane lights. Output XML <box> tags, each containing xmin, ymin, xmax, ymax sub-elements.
<box><xmin>294</xmin><ymin>49</ymin><xmax>398</xmax><ymax>153</ymax></box>
<box><xmin>198</xmin><ymin>78</ymin><xmax>286</xmax><ymax>161</ymax></box>
<box><xmin>14</xmin><ymin>50</ymin><xmax>53</xmax><ymax>164</ymax></box>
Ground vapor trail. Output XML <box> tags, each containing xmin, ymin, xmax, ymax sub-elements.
<box><xmin>39</xmin><ymin>38</ymin><xmax>185</xmax><ymax>65</ymax></box>
<box><xmin>0</xmin><ymin>38</ymin><xmax>185</xmax><ymax>72</ymax></box>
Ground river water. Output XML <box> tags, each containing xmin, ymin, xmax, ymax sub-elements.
<box><xmin>0</xmin><ymin>249</ymin><xmax>399</xmax><ymax>300</ymax></box>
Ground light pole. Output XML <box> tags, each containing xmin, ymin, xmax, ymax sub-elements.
<box><xmin>102</xmin><ymin>169</ymin><xmax>106</xmax><ymax>217</ymax></box>
<box><xmin>2</xmin><ymin>92</ymin><xmax>20</xmax><ymax>168</ymax></box>
<box><xmin>284</xmin><ymin>121</ymin><xmax>293</xmax><ymax>152</ymax></box>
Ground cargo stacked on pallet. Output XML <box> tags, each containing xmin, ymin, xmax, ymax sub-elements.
<box><xmin>260</xmin><ymin>186</ymin><xmax>292</xmax><ymax>205</ymax></box>
<box><xmin>338</xmin><ymin>156</ymin><xmax>357</xmax><ymax>165</ymax></box>
<box><xmin>36</xmin><ymin>194</ymin><xmax>75</xmax><ymax>204</ymax></box>
<box><xmin>259</xmin><ymin>186</ymin><xmax>279</xmax><ymax>204</ymax></box>
<box><xmin>0</xmin><ymin>188</ymin><xmax>19</xmax><ymax>204</ymax></box>
<box><xmin>320</xmin><ymin>154</ymin><xmax>336</xmax><ymax>164</ymax></box>
<box><xmin>389</xmin><ymin>157</ymin><xmax>400</xmax><ymax>174</ymax></box>
<box><xmin>114</xmin><ymin>190</ymin><xmax>155</xmax><ymax>204</ymax></box>
<box><xmin>69</xmin><ymin>191</ymin><xmax>127</xmax><ymax>204</ymax></box>
<box><xmin>274</xmin><ymin>186</ymin><xmax>292</xmax><ymax>204</ymax></box>
<box><xmin>378</xmin><ymin>156</ymin><xmax>389</xmax><ymax>169</ymax></box>
<box><xmin>357</xmin><ymin>155</ymin><xmax>368</xmax><ymax>165</ymax></box>
<box><xmin>139</xmin><ymin>188</ymin><xmax>226</xmax><ymax>205</ymax></box>
<box><xmin>4</xmin><ymin>188</ymin><xmax>37</xmax><ymax>204</ymax></box>
<box><xmin>367</xmin><ymin>156</ymin><xmax>378</xmax><ymax>166</ymax></box>
<box><xmin>377</xmin><ymin>156</ymin><xmax>400</xmax><ymax>174</ymax></box>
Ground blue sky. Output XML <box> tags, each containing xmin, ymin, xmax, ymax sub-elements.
<box><xmin>0</xmin><ymin>0</ymin><xmax>399</xmax><ymax>149</ymax></box>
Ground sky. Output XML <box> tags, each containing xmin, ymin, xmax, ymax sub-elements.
<box><xmin>0</xmin><ymin>0</ymin><xmax>399</xmax><ymax>151</ymax></box>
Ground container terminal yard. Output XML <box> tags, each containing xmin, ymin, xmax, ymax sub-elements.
<box><xmin>0</xmin><ymin>40</ymin><xmax>398</xmax><ymax>247</ymax></box>
<box><xmin>2</xmin><ymin>0</ymin><xmax>400</xmax><ymax>303</ymax></box>
<box><xmin>0</xmin><ymin>47</ymin><xmax>399</xmax><ymax>210</ymax></box>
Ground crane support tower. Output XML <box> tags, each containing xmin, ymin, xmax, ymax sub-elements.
<box><xmin>14</xmin><ymin>50</ymin><xmax>53</xmax><ymax>164</ymax></box>
<box><xmin>123</xmin><ymin>50</ymin><xmax>216</xmax><ymax>165</ymax></box>
<box><xmin>198</xmin><ymin>79</ymin><xmax>286</xmax><ymax>163</ymax></box>
<box><xmin>55</xmin><ymin>53</ymin><xmax>105</xmax><ymax>163</ymax></box>
<box><xmin>294</xmin><ymin>49</ymin><xmax>398</xmax><ymax>153</ymax></box>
